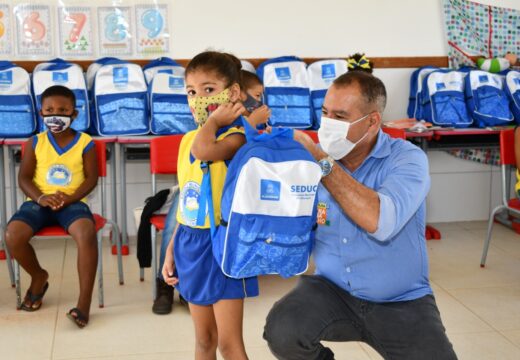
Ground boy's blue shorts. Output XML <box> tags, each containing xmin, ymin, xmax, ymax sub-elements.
<box><xmin>9</xmin><ymin>201</ymin><xmax>94</xmax><ymax>233</ymax></box>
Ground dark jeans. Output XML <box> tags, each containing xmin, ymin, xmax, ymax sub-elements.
<box><xmin>263</xmin><ymin>275</ymin><xmax>457</xmax><ymax>360</ymax></box>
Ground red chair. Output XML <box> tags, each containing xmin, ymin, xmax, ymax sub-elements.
<box><xmin>302</xmin><ymin>130</ymin><xmax>319</xmax><ymax>143</ymax></box>
<box><xmin>382</xmin><ymin>126</ymin><xmax>441</xmax><ymax>241</ymax></box>
<box><xmin>142</xmin><ymin>135</ymin><xmax>183</xmax><ymax>299</ymax></box>
<box><xmin>481</xmin><ymin>129</ymin><xmax>520</xmax><ymax>267</ymax></box>
<box><xmin>12</xmin><ymin>140</ymin><xmax>124</xmax><ymax>309</ymax></box>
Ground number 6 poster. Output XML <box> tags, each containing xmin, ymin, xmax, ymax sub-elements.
<box><xmin>97</xmin><ymin>6</ymin><xmax>132</xmax><ymax>57</ymax></box>
<box><xmin>14</xmin><ymin>4</ymin><xmax>53</xmax><ymax>57</ymax></box>
<box><xmin>58</xmin><ymin>6</ymin><xmax>94</xmax><ymax>58</ymax></box>
<box><xmin>135</xmin><ymin>4</ymin><xmax>169</xmax><ymax>56</ymax></box>
<box><xmin>0</xmin><ymin>3</ymin><xmax>12</xmax><ymax>56</ymax></box>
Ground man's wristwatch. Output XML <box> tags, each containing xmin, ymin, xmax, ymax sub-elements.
<box><xmin>318</xmin><ymin>156</ymin><xmax>334</xmax><ymax>178</ymax></box>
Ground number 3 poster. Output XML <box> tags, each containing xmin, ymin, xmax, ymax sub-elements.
<box><xmin>14</xmin><ymin>4</ymin><xmax>53</xmax><ymax>57</ymax></box>
<box><xmin>98</xmin><ymin>6</ymin><xmax>133</xmax><ymax>57</ymax></box>
<box><xmin>58</xmin><ymin>6</ymin><xmax>94</xmax><ymax>58</ymax></box>
<box><xmin>135</xmin><ymin>4</ymin><xmax>169</xmax><ymax>56</ymax></box>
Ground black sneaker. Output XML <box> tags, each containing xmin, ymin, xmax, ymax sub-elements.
<box><xmin>152</xmin><ymin>278</ymin><xmax>174</xmax><ymax>315</ymax></box>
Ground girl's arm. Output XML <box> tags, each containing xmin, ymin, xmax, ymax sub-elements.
<box><xmin>191</xmin><ymin>103</ymin><xmax>246</xmax><ymax>162</ymax></box>
<box><xmin>162</xmin><ymin>223</ymin><xmax>179</xmax><ymax>286</ymax></box>
<box><xmin>57</xmin><ymin>144</ymin><xmax>98</xmax><ymax>207</ymax></box>
<box><xmin>18</xmin><ymin>138</ymin><xmax>62</xmax><ymax>209</ymax></box>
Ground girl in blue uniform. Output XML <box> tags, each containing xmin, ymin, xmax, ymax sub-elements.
<box><xmin>162</xmin><ymin>51</ymin><xmax>265</xmax><ymax>359</ymax></box>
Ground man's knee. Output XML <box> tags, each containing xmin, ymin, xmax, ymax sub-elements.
<box><xmin>264</xmin><ymin>298</ymin><xmax>308</xmax><ymax>355</ymax></box>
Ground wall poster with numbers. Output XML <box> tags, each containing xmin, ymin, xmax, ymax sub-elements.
<box><xmin>0</xmin><ymin>3</ymin><xmax>12</xmax><ymax>56</ymax></box>
<box><xmin>135</xmin><ymin>3</ymin><xmax>169</xmax><ymax>57</ymax></box>
<box><xmin>97</xmin><ymin>6</ymin><xmax>133</xmax><ymax>57</ymax></box>
<box><xmin>57</xmin><ymin>6</ymin><xmax>94</xmax><ymax>58</ymax></box>
<box><xmin>13</xmin><ymin>3</ymin><xmax>53</xmax><ymax>57</ymax></box>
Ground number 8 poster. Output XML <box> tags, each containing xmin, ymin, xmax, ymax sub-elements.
<box><xmin>58</xmin><ymin>6</ymin><xmax>94</xmax><ymax>58</ymax></box>
<box><xmin>0</xmin><ymin>3</ymin><xmax>12</xmax><ymax>56</ymax></box>
<box><xmin>97</xmin><ymin>6</ymin><xmax>133</xmax><ymax>57</ymax></box>
<box><xmin>14</xmin><ymin>4</ymin><xmax>53</xmax><ymax>57</ymax></box>
<box><xmin>135</xmin><ymin>3</ymin><xmax>169</xmax><ymax>56</ymax></box>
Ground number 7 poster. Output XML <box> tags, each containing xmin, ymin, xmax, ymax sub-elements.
<box><xmin>57</xmin><ymin>6</ymin><xmax>94</xmax><ymax>58</ymax></box>
<box><xmin>13</xmin><ymin>4</ymin><xmax>53</xmax><ymax>57</ymax></box>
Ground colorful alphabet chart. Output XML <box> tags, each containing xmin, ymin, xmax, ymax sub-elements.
<box><xmin>58</xmin><ymin>6</ymin><xmax>94</xmax><ymax>58</ymax></box>
<box><xmin>0</xmin><ymin>3</ymin><xmax>12</xmax><ymax>55</ymax></box>
<box><xmin>135</xmin><ymin>4</ymin><xmax>169</xmax><ymax>56</ymax></box>
<box><xmin>97</xmin><ymin>6</ymin><xmax>133</xmax><ymax>57</ymax></box>
<box><xmin>14</xmin><ymin>4</ymin><xmax>53</xmax><ymax>57</ymax></box>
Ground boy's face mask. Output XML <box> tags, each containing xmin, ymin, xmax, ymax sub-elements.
<box><xmin>242</xmin><ymin>93</ymin><xmax>263</xmax><ymax>113</ymax></box>
<box><xmin>43</xmin><ymin>114</ymin><xmax>73</xmax><ymax>133</ymax></box>
<box><xmin>188</xmin><ymin>88</ymin><xmax>231</xmax><ymax>126</ymax></box>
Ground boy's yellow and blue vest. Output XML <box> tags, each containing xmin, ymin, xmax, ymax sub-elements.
<box><xmin>176</xmin><ymin>126</ymin><xmax>243</xmax><ymax>228</ymax></box>
<box><xmin>32</xmin><ymin>131</ymin><xmax>94</xmax><ymax>202</ymax></box>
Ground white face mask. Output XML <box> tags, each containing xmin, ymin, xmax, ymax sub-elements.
<box><xmin>43</xmin><ymin>114</ymin><xmax>72</xmax><ymax>133</ymax></box>
<box><xmin>318</xmin><ymin>114</ymin><xmax>370</xmax><ymax>160</ymax></box>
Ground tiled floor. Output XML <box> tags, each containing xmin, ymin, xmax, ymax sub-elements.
<box><xmin>1</xmin><ymin>221</ymin><xmax>520</xmax><ymax>359</ymax></box>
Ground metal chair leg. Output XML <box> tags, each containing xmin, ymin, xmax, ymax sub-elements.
<box><xmin>106</xmin><ymin>219</ymin><xmax>124</xmax><ymax>285</ymax></box>
<box><xmin>3</xmin><ymin>241</ymin><xmax>15</xmax><ymax>287</ymax></box>
<box><xmin>151</xmin><ymin>224</ymin><xmax>157</xmax><ymax>300</ymax></box>
<box><xmin>481</xmin><ymin>205</ymin><xmax>506</xmax><ymax>267</ymax></box>
<box><xmin>14</xmin><ymin>260</ymin><xmax>21</xmax><ymax>309</ymax></box>
<box><xmin>97</xmin><ymin>232</ymin><xmax>104</xmax><ymax>308</ymax></box>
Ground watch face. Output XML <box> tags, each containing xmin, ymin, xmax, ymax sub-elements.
<box><xmin>319</xmin><ymin>159</ymin><xmax>332</xmax><ymax>177</ymax></box>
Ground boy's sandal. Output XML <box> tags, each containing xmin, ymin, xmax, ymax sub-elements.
<box><xmin>67</xmin><ymin>307</ymin><xmax>89</xmax><ymax>328</ymax></box>
<box><xmin>21</xmin><ymin>282</ymin><xmax>49</xmax><ymax>312</ymax></box>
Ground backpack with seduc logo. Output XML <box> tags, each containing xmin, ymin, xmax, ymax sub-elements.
<box><xmin>199</xmin><ymin>120</ymin><xmax>321</xmax><ymax>279</ymax></box>
<box><xmin>90</xmin><ymin>58</ymin><xmax>149</xmax><ymax>135</ymax></box>
<box><xmin>257</xmin><ymin>56</ymin><xmax>313</xmax><ymax>128</ymax></box>
<box><xmin>0</xmin><ymin>61</ymin><xmax>36</xmax><ymax>137</ymax></box>
<box><xmin>144</xmin><ymin>57</ymin><xmax>195</xmax><ymax>134</ymax></box>
<box><xmin>32</xmin><ymin>58</ymin><xmax>90</xmax><ymax>132</ymax></box>
<box><xmin>307</xmin><ymin>59</ymin><xmax>348</xmax><ymax>129</ymax></box>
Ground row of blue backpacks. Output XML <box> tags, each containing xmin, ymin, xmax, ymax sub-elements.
<box><xmin>0</xmin><ymin>56</ymin><xmax>349</xmax><ymax>138</ymax></box>
<box><xmin>408</xmin><ymin>66</ymin><xmax>520</xmax><ymax>128</ymax></box>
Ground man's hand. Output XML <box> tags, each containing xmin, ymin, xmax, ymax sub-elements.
<box><xmin>246</xmin><ymin>105</ymin><xmax>271</xmax><ymax>127</ymax></box>
<box><xmin>207</xmin><ymin>102</ymin><xmax>245</xmax><ymax>128</ymax></box>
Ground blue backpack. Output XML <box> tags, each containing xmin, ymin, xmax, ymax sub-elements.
<box><xmin>465</xmin><ymin>70</ymin><xmax>514</xmax><ymax>128</ymax></box>
<box><xmin>91</xmin><ymin>58</ymin><xmax>149</xmax><ymax>135</ymax></box>
<box><xmin>505</xmin><ymin>70</ymin><xmax>520</xmax><ymax>123</ymax></box>
<box><xmin>32</xmin><ymin>58</ymin><xmax>90</xmax><ymax>132</ymax></box>
<box><xmin>199</xmin><ymin>120</ymin><xmax>322</xmax><ymax>279</ymax></box>
<box><xmin>407</xmin><ymin>66</ymin><xmax>438</xmax><ymax>120</ymax></box>
<box><xmin>144</xmin><ymin>58</ymin><xmax>195</xmax><ymax>135</ymax></box>
<box><xmin>307</xmin><ymin>59</ymin><xmax>348</xmax><ymax>129</ymax></box>
<box><xmin>257</xmin><ymin>56</ymin><xmax>313</xmax><ymax>128</ymax></box>
<box><xmin>421</xmin><ymin>70</ymin><xmax>472</xmax><ymax>128</ymax></box>
<box><xmin>0</xmin><ymin>61</ymin><xmax>36</xmax><ymax>137</ymax></box>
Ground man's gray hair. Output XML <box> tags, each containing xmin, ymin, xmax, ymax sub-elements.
<box><xmin>333</xmin><ymin>71</ymin><xmax>387</xmax><ymax>113</ymax></box>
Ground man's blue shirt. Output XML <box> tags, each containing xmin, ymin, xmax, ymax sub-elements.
<box><xmin>314</xmin><ymin>131</ymin><xmax>432</xmax><ymax>302</ymax></box>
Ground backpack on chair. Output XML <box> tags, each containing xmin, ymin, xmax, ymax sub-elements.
<box><xmin>199</xmin><ymin>120</ymin><xmax>322</xmax><ymax>279</ymax></box>
<box><xmin>0</xmin><ymin>61</ymin><xmax>36</xmax><ymax>137</ymax></box>
<box><xmin>257</xmin><ymin>56</ymin><xmax>313</xmax><ymax>129</ymax></box>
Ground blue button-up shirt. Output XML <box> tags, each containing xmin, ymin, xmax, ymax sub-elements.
<box><xmin>314</xmin><ymin>131</ymin><xmax>432</xmax><ymax>302</ymax></box>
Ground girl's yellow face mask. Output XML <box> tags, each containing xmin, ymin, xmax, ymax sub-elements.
<box><xmin>188</xmin><ymin>88</ymin><xmax>231</xmax><ymax>126</ymax></box>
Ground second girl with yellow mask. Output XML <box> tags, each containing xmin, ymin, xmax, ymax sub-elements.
<box><xmin>162</xmin><ymin>51</ymin><xmax>267</xmax><ymax>359</ymax></box>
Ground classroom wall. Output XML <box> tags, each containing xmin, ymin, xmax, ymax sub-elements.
<box><xmin>4</xmin><ymin>0</ymin><xmax>520</xmax><ymax>235</ymax></box>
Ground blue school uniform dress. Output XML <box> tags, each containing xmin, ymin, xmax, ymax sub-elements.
<box><xmin>174</xmin><ymin>125</ymin><xmax>259</xmax><ymax>305</ymax></box>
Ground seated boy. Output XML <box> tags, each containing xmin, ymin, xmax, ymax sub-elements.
<box><xmin>5</xmin><ymin>85</ymin><xmax>98</xmax><ymax>328</ymax></box>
